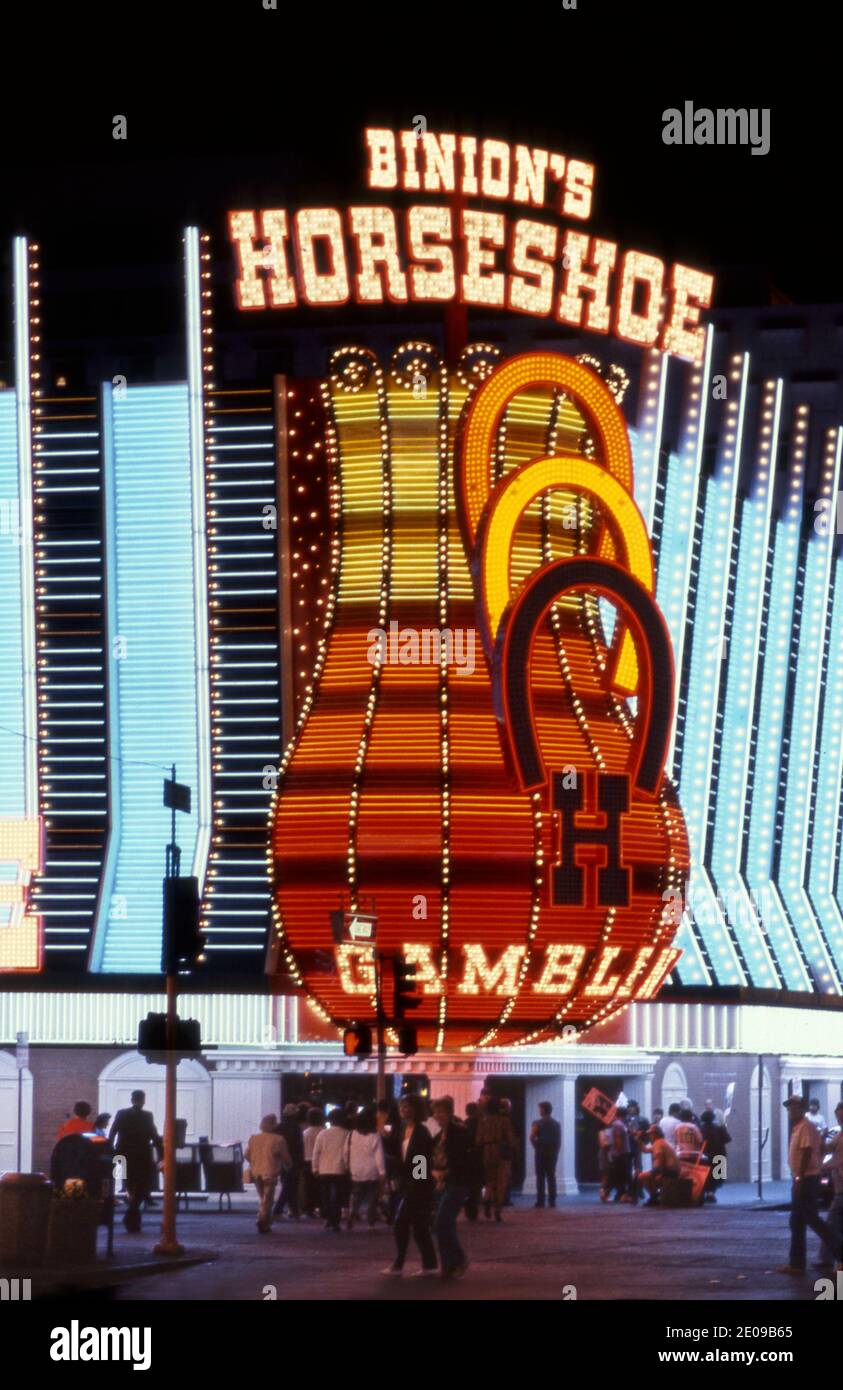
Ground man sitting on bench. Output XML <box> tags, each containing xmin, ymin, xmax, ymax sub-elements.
<box><xmin>637</xmin><ymin>1126</ymin><xmax>680</xmax><ymax>1206</ymax></box>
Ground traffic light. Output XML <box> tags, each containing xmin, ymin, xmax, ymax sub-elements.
<box><xmin>162</xmin><ymin>875</ymin><xmax>203</xmax><ymax>973</ymax></box>
<box><xmin>392</xmin><ymin>954</ymin><xmax>420</xmax><ymax>1022</ymax></box>
<box><xmin>138</xmin><ymin>1012</ymin><xmax>168</xmax><ymax>1064</ymax></box>
<box><xmin>343</xmin><ymin>1025</ymin><xmax>373</xmax><ymax>1057</ymax></box>
<box><xmin>396</xmin><ymin>1025</ymin><xmax>418</xmax><ymax>1056</ymax></box>
<box><xmin>138</xmin><ymin>1012</ymin><xmax>203</xmax><ymax>1063</ymax></box>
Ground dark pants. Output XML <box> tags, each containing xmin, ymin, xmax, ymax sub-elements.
<box><xmin>123</xmin><ymin>1176</ymin><xmax>152</xmax><ymax>1232</ymax></box>
<box><xmin>274</xmin><ymin>1162</ymin><xmax>302</xmax><ymax>1216</ymax></box>
<box><xmin>789</xmin><ymin>1176</ymin><xmax>837</xmax><ymax>1269</ymax></box>
<box><xmin>434</xmin><ymin>1184</ymin><xmax>467</xmax><ymax>1274</ymax></box>
<box><xmin>464</xmin><ymin>1169</ymin><xmax>483</xmax><ymax>1221</ymax></box>
<box><xmin>607</xmin><ymin>1155</ymin><xmax>631</xmax><ymax>1200</ymax></box>
<box><xmin>350</xmin><ymin>1179</ymin><xmax>380</xmax><ymax>1226</ymax></box>
<box><xmin>535</xmin><ymin>1150</ymin><xmax>558</xmax><ymax>1206</ymax></box>
<box><xmin>320</xmin><ymin>1175</ymin><xmax>344</xmax><ymax>1231</ymax></box>
<box><xmin>393</xmin><ymin>1191</ymin><xmax>437</xmax><ymax>1270</ymax></box>
<box><xmin>304</xmin><ymin>1161</ymin><xmax>321</xmax><ymax>1215</ymax></box>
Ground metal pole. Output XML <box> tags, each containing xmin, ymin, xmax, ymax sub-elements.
<box><xmin>762</xmin><ymin>1045</ymin><xmax>767</xmax><ymax>1200</ymax></box>
<box><xmin>16</xmin><ymin>1065</ymin><xmax>22</xmax><ymax>1171</ymax></box>
<box><xmin>154</xmin><ymin>972</ymin><xmax>183</xmax><ymax>1256</ymax></box>
<box><xmin>376</xmin><ymin>952</ymin><xmax>387</xmax><ymax>1105</ymax></box>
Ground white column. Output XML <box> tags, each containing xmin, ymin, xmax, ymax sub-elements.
<box><xmin>211</xmin><ymin>1065</ymin><xmax>282</xmax><ymax>1147</ymax></box>
<box><xmin>428</xmin><ymin>1075</ymin><xmax>483</xmax><ymax>1115</ymax></box>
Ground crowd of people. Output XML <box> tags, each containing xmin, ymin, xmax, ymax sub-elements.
<box><xmin>595</xmin><ymin>1097</ymin><xmax>732</xmax><ymax>1207</ymax></box>
<box><xmin>244</xmin><ymin>1091</ymin><xmax>560</xmax><ymax>1280</ymax></box>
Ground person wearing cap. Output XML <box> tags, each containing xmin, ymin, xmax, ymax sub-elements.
<box><xmin>823</xmin><ymin>1100</ymin><xmax>843</xmax><ymax>1272</ymax></box>
<box><xmin>777</xmin><ymin>1094</ymin><xmax>838</xmax><ymax>1274</ymax></box>
<box><xmin>637</xmin><ymin>1125</ymin><xmax>680</xmax><ymax>1205</ymax></box>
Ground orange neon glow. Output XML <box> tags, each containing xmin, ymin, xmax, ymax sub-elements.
<box><xmin>0</xmin><ymin>816</ymin><xmax>44</xmax><ymax>972</ymax></box>
<box><xmin>269</xmin><ymin>348</ymin><xmax>688</xmax><ymax>1050</ymax></box>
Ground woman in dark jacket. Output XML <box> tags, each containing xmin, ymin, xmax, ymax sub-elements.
<box><xmin>699</xmin><ymin>1110</ymin><xmax>731</xmax><ymax>1201</ymax></box>
<box><xmin>382</xmin><ymin>1093</ymin><xmax>438</xmax><ymax>1276</ymax></box>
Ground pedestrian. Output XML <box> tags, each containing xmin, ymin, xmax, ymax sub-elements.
<box><xmin>92</xmin><ymin>1112</ymin><xmax>111</xmax><ymax>1139</ymax></box>
<box><xmin>431</xmin><ymin>1095</ymin><xmax>471</xmax><ymax>1279</ymax></box>
<box><xmin>108</xmin><ymin>1091</ymin><xmax>162</xmax><ymax>1234</ymax></box>
<box><xmin>312</xmin><ymin>1108</ymin><xmax>351</xmax><ymax>1233</ymax></box>
<box><xmin>652</xmin><ymin>1107</ymin><xmax>664</xmax><ymax>1129</ymax></box>
<box><xmin>500</xmin><ymin>1097</ymin><xmax>517</xmax><ymax>1204</ymax></box>
<box><xmin>597</xmin><ymin>1123</ymin><xmax>613</xmax><ymax>1200</ymax></box>
<box><xmin>674</xmin><ymin>1108</ymin><xmax>704</xmax><ymax>1162</ymax></box>
<box><xmin>382</xmin><ymin>1093</ymin><xmax>437</xmax><ymax>1277</ymax></box>
<box><xmin>627</xmin><ymin>1100</ymin><xmax>649</xmax><ymax>1184</ymax></box>
<box><xmin>347</xmin><ymin>1106</ymin><xmax>385</xmax><ymax>1229</ymax></box>
<box><xmin>530</xmin><ymin>1101</ymin><xmax>561</xmax><ymax>1209</ymax></box>
<box><xmin>245</xmin><ymin>1115</ymin><xmax>291</xmax><ymax>1234</ymax></box>
<box><xmin>659</xmin><ymin>1103</ymin><xmax>682</xmax><ymax>1147</ymax></box>
<box><xmin>637</xmin><ymin>1125</ymin><xmax>680</xmax><ymax>1205</ymax></box>
<box><xmin>823</xmin><ymin>1099</ymin><xmax>843</xmax><ymax>1272</ymax></box>
<box><xmin>699</xmin><ymin>1109</ymin><xmax>731</xmax><ymax>1201</ymax></box>
<box><xmin>273</xmin><ymin>1102</ymin><xmax>304</xmax><ymax>1220</ymax></box>
<box><xmin>476</xmin><ymin>1094</ymin><xmax>517</xmax><ymax>1222</ymax></box>
<box><xmin>56</xmin><ymin>1101</ymin><xmax>94</xmax><ymax>1141</ymax></box>
<box><xmin>302</xmin><ymin>1107</ymin><xmax>324</xmax><ymax>1217</ymax></box>
<box><xmin>463</xmin><ymin>1101</ymin><xmax>483</xmax><ymax>1222</ymax></box>
<box><xmin>376</xmin><ymin>1099</ymin><xmax>401</xmax><ymax>1224</ymax></box>
<box><xmin>602</xmin><ymin>1106</ymin><xmax>635</xmax><ymax>1203</ymax></box>
<box><xmin>777</xmin><ymin>1094</ymin><xmax>839</xmax><ymax>1275</ymax></box>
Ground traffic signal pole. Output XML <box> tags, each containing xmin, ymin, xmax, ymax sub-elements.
<box><xmin>376</xmin><ymin>952</ymin><xmax>387</xmax><ymax>1104</ymax></box>
<box><xmin>154</xmin><ymin>765</ymin><xmax>185</xmax><ymax>1257</ymax></box>
<box><xmin>153</xmin><ymin>971</ymin><xmax>183</xmax><ymax>1257</ymax></box>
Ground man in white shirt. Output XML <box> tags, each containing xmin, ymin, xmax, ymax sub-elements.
<box><xmin>807</xmin><ymin>1098</ymin><xmax>826</xmax><ymax>1132</ymax></box>
<box><xmin>659</xmin><ymin>1104</ymin><xmax>682</xmax><ymax>1146</ymax></box>
<box><xmin>777</xmin><ymin>1094</ymin><xmax>838</xmax><ymax>1274</ymax></box>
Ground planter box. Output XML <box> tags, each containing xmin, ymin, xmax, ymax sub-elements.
<box><xmin>46</xmin><ymin>1200</ymin><xmax>101</xmax><ymax>1266</ymax></box>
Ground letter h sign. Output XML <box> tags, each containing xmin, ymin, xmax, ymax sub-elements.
<box><xmin>551</xmin><ymin>771</ymin><xmax>630</xmax><ymax>908</ymax></box>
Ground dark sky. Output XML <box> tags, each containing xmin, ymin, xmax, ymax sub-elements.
<box><xmin>2</xmin><ymin>6</ymin><xmax>840</xmax><ymax>336</ymax></box>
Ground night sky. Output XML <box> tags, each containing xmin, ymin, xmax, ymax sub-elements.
<box><xmin>1</xmin><ymin>8</ymin><xmax>839</xmax><ymax>350</ymax></box>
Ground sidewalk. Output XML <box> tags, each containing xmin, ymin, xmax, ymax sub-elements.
<box><xmin>92</xmin><ymin>1190</ymin><xmax>830</xmax><ymax>1302</ymax></box>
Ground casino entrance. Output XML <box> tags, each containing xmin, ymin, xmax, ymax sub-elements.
<box><xmin>281</xmin><ymin>1072</ymin><xmax>433</xmax><ymax>1116</ymax></box>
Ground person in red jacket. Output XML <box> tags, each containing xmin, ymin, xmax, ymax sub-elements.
<box><xmin>55</xmin><ymin>1101</ymin><xmax>94</xmax><ymax>1141</ymax></box>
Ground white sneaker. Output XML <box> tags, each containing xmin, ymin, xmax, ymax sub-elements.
<box><xmin>381</xmin><ymin>1266</ymin><xmax>403</xmax><ymax>1277</ymax></box>
<box><xmin>410</xmin><ymin>1267</ymin><xmax>440</xmax><ymax>1278</ymax></box>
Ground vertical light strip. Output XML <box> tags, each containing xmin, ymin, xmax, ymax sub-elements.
<box><xmin>653</xmin><ymin>326</ymin><xmax>714</xmax><ymax>985</ymax></box>
<box><xmin>13</xmin><ymin>236</ymin><xmax>38</xmax><ymax>814</ymax></box>
<box><xmin>744</xmin><ymin>406</ymin><xmax>812</xmax><ymax>990</ymax></box>
<box><xmin>676</xmin><ymin>352</ymin><xmax>749</xmax><ymax>986</ymax></box>
<box><xmin>184</xmin><ymin>227</ymin><xmax>213</xmax><ymax>890</ymax></box>
<box><xmin>665</xmin><ymin>323</ymin><xmax>714</xmax><ymax>775</ymax></box>
<box><xmin>776</xmin><ymin>426</ymin><xmax>843</xmax><ymax>993</ymax></box>
<box><xmin>808</xmin><ymin>524</ymin><xmax>843</xmax><ymax>980</ymax></box>
<box><xmin>634</xmin><ymin>346</ymin><xmax>668</xmax><ymax>530</ymax></box>
<box><xmin>94</xmin><ymin>385</ymin><xmax>198</xmax><ymax>971</ymax></box>
<box><xmin>708</xmin><ymin>378</ymin><xmax>782</xmax><ymax>987</ymax></box>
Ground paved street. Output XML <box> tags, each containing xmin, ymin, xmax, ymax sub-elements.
<box><xmin>100</xmin><ymin>1190</ymin><xmax>834</xmax><ymax>1302</ymax></box>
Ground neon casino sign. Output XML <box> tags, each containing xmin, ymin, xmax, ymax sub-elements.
<box><xmin>228</xmin><ymin>127</ymin><xmax>714</xmax><ymax>364</ymax></box>
<box><xmin>228</xmin><ymin>128</ymin><xmax>699</xmax><ymax>1049</ymax></box>
<box><xmin>0</xmin><ymin>817</ymin><xmax>43</xmax><ymax>971</ymax></box>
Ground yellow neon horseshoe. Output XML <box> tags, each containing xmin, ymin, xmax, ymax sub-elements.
<box><xmin>479</xmin><ymin>457</ymin><xmax>654</xmax><ymax>695</ymax></box>
<box><xmin>458</xmin><ymin>352</ymin><xmax>634</xmax><ymax>550</ymax></box>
